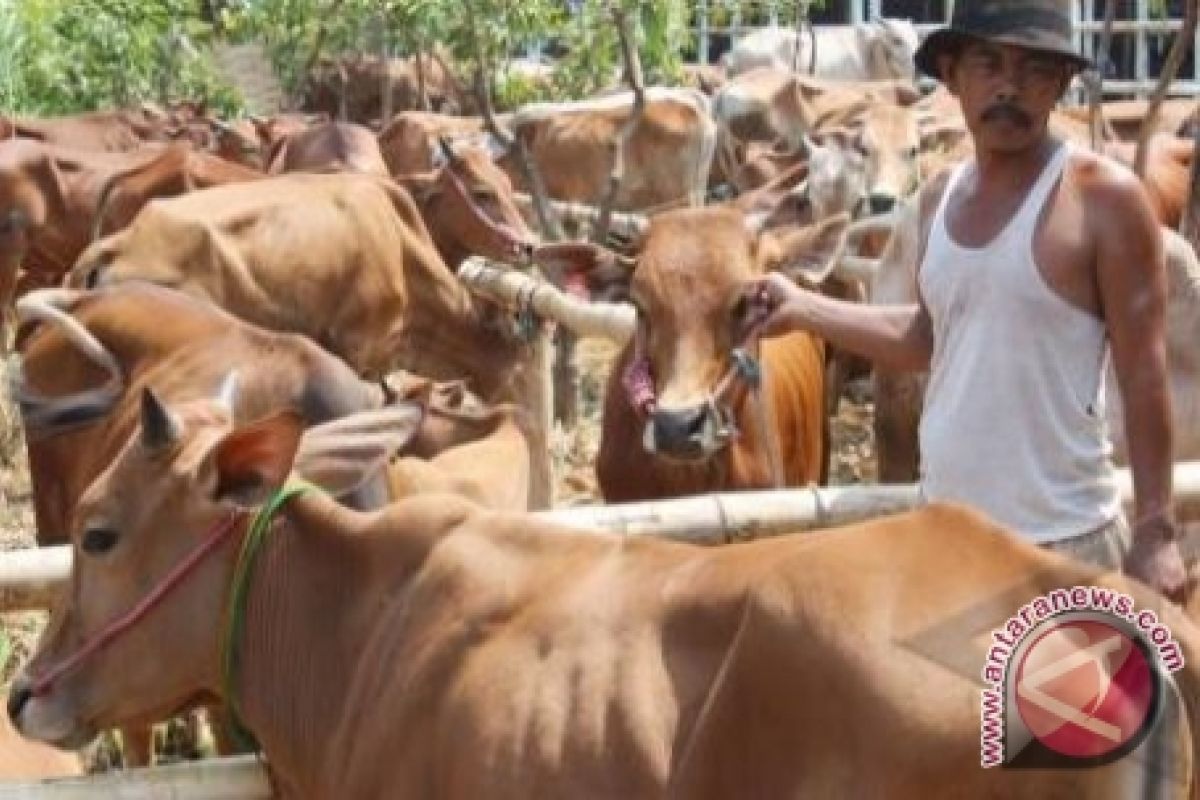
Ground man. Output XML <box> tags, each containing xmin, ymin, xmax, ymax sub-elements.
<box><xmin>740</xmin><ymin>1</ymin><xmax>1187</xmax><ymax>600</ymax></box>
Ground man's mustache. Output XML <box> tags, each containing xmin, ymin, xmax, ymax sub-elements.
<box><xmin>981</xmin><ymin>103</ymin><xmax>1032</xmax><ymax>127</ymax></box>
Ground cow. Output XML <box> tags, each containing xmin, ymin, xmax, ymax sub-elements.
<box><xmin>68</xmin><ymin>173</ymin><xmax>525</xmax><ymax>379</ymax></box>
<box><xmin>724</xmin><ymin>19</ymin><xmax>919</xmax><ymax>80</ymax></box>
<box><xmin>0</xmin><ymin>139</ymin><xmax>173</xmax><ymax>309</ymax></box>
<box><xmin>302</xmin><ymin>50</ymin><xmax>471</xmax><ymax>124</ymax></box>
<box><xmin>498</xmin><ymin>87</ymin><xmax>717</xmax><ymax>212</ymax></box>
<box><xmin>91</xmin><ymin>143</ymin><xmax>265</xmax><ymax>240</ymax></box>
<box><xmin>11</xmin><ymin>390</ymin><xmax>1200</xmax><ymax>797</ymax></box>
<box><xmin>12</xmin><ymin>282</ymin><xmax>392</xmax><ymax>765</ymax></box>
<box><xmin>209</xmin><ymin>113</ymin><xmax>328</xmax><ymax>170</ymax></box>
<box><xmin>713</xmin><ymin>71</ymin><xmax>921</xmax><ymax>213</ymax></box>
<box><xmin>377</xmin><ymin>112</ymin><xmax>486</xmax><ymax>176</ymax></box>
<box><xmin>4</xmin><ymin>106</ymin><xmax>183</xmax><ymax>152</ymax></box>
<box><xmin>538</xmin><ymin>203</ymin><xmax>845</xmax><ymax>501</ymax></box>
<box><xmin>372</xmin><ymin>375</ymin><xmax>533</xmax><ymax>511</ymax></box>
<box><xmin>263</xmin><ymin>121</ymin><xmax>389</xmax><ymax>176</ymax></box>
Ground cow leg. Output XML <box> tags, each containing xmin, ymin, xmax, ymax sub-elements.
<box><xmin>119</xmin><ymin>724</ymin><xmax>155</xmax><ymax>768</ymax></box>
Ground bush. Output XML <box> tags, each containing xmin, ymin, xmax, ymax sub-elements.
<box><xmin>0</xmin><ymin>0</ymin><xmax>242</xmax><ymax>117</ymax></box>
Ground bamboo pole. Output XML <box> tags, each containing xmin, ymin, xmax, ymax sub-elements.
<box><xmin>4</xmin><ymin>464</ymin><xmax>1200</xmax><ymax>602</ymax></box>
<box><xmin>0</xmin><ymin>755</ymin><xmax>270</xmax><ymax>799</ymax></box>
<box><xmin>544</xmin><ymin>484</ymin><xmax>921</xmax><ymax>543</ymax></box>
<box><xmin>0</xmin><ymin>546</ymin><xmax>70</xmax><ymax>612</ymax></box>
<box><xmin>457</xmin><ymin>259</ymin><xmax>636</xmax><ymax>344</ymax></box>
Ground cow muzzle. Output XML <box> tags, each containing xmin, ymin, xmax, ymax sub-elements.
<box><xmin>643</xmin><ymin>401</ymin><xmax>736</xmax><ymax>462</ymax></box>
<box><xmin>7</xmin><ymin>674</ymin><xmax>95</xmax><ymax>749</ymax></box>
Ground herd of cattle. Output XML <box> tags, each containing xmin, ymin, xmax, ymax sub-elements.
<box><xmin>1</xmin><ymin>19</ymin><xmax>1200</xmax><ymax>795</ymax></box>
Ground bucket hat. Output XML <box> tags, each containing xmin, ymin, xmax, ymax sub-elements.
<box><xmin>914</xmin><ymin>0</ymin><xmax>1091</xmax><ymax>79</ymax></box>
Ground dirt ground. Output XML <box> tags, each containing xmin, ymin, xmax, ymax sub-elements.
<box><xmin>0</xmin><ymin>339</ymin><xmax>877</xmax><ymax>770</ymax></box>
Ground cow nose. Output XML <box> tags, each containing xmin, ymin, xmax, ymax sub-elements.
<box><xmin>649</xmin><ymin>406</ymin><xmax>709</xmax><ymax>459</ymax></box>
<box><xmin>7</xmin><ymin>679</ymin><xmax>32</xmax><ymax>725</ymax></box>
<box><xmin>868</xmin><ymin>193</ymin><xmax>897</xmax><ymax>216</ymax></box>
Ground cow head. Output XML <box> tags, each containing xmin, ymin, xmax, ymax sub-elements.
<box><xmin>540</xmin><ymin>206</ymin><xmax>848</xmax><ymax>462</ymax></box>
<box><xmin>9</xmin><ymin>378</ymin><xmax>296</xmax><ymax>748</ymax></box>
<box><xmin>865</xmin><ymin>18</ymin><xmax>919</xmax><ymax>80</ymax></box>
<box><xmin>812</xmin><ymin>92</ymin><xmax>920</xmax><ymax>216</ymax></box>
<box><xmin>0</xmin><ymin>141</ymin><xmax>53</xmax><ymax>317</ymax></box>
<box><xmin>803</xmin><ymin>132</ymin><xmax>870</xmax><ymax>220</ymax></box>
<box><xmin>400</xmin><ymin>140</ymin><xmax>536</xmax><ymax>267</ymax></box>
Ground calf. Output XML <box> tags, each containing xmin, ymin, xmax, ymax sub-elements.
<box><xmin>542</xmin><ymin>204</ymin><xmax>847</xmax><ymax>501</ymax></box>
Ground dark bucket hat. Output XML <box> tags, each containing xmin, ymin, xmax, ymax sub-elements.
<box><xmin>914</xmin><ymin>0</ymin><xmax>1092</xmax><ymax>80</ymax></box>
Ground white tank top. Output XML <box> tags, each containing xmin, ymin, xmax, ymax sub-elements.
<box><xmin>918</xmin><ymin>142</ymin><xmax>1122</xmax><ymax>543</ymax></box>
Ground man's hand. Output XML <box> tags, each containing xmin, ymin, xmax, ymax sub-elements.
<box><xmin>736</xmin><ymin>273</ymin><xmax>808</xmax><ymax>343</ymax></box>
<box><xmin>1123</xmin><ymin>516</ymin><xmax>1187</xmax><ymax>602</ymax></box>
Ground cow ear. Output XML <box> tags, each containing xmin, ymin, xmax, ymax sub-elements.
<box><xmin>758</xmin><ymin>212</ymin><xmax>850</xmax><ymax>286</ymax></box>
<box><xmin>530</xmin><ymin>242</ymin><xmax>636</xmax><ymax>301</ymax></box>
<box><xmin>213</xmin><ymin>410</ymin><xmax>306</xmax><ymax>510</ymax></box>
<box><xmin>293</xmin><ymin>403</ymin><xmax>424</xmax><ymax>499</ymax></box>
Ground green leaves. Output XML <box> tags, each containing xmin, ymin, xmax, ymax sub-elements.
<box><xmin>0</xmin><ymin>0</ymin><xmax>242</xmax><ymax>116</ymax></box>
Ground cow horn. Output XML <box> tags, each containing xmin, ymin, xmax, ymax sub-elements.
<box><xmin>141</xmin><ymin>388</ymin><xmax>183</xmax><ymax>449</ymax></box>
<box><xmin>214</xmin><ymin>371</ymin><xmax>239</xmax><ymax>414</ymax></box>
<box><xmin>13</xmin><ymin>289</ymin><xmax>125</xmax><ymax>436</ymax></box>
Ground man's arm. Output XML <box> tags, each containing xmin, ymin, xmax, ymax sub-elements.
<box><xmin>1090</xmin><ymin>161</ymin><xmax>1185</xmax><ymax>599</ymax></box>
<box><xmin>740</xmin><ymin>178</ymin><xmax>941</xmax><ymax>372</ymax></box>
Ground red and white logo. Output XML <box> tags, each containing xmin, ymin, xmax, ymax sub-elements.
<box><xmin>1014</xmin><ymin>619</ymin><xmax>1155</xmax><ymax>760</ymax></box>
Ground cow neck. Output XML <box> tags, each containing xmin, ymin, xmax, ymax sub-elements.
<box><xmin>399</xmin><ymin>283</ymin><xmax>526</xmax><ymax>404</ymax></box>
<box><xmin>228</xmin><ymin>490</ymin><xmax>430</xmax><ymax>791</ymax></box>
<box><xmin>24</xmin><ymin>156</ymin><xmax>92</xmax><ymax>283</ymax></box>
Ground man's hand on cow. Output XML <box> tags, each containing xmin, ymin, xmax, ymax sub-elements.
<box><xmin>736</xmin><ymin>273</ymin><xmax>807</xmax><ymax>342</ymax></box>
<box><xmin>1123</xmin><ymin>515</ymin><xmax>1188</xmax><ymax>603</ymax></box>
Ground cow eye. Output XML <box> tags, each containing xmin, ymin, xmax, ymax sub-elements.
<box><xmin>81</xmin><ymin>527</ymin><xmax>119</xmax><ymax>555</ymax></box>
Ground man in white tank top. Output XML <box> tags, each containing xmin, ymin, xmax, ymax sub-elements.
<box><xmin>739</xmin><ymin>0</ymin><xmax>1186</xmax><ymax>601</ymax></box>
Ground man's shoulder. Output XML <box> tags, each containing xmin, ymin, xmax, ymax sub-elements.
<box><xmin>1065</xmin><ymin>144</ymin><xmax>1151</xmax><ymax>212</ymax></box>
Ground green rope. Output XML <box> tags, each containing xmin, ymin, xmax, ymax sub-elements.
<box><xmin>220</xmin><ymin>480</ymin><xmax>314</xmax><ymax>754</ymax></box>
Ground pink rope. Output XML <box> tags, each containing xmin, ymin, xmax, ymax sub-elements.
<box><xmin>30</xmin><ymin>511</ymin><xmax>244</xmax><ymax>698</ymax></box>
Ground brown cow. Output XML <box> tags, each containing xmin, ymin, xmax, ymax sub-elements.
<box><xmin>543</xmin><ymin>205</ymin><xmax>845</xmax><ymax>501</ymax></box>
<box><xmin>498</xmin><ymin>88</ymin><xmax>717</xmax><ymax>212</ymax></box>
<box><xmin>377</xmin><ymin>111</ymin><xmax>486</xmax><ymax>176</ymax></box>
<box><xmin>13</xmin><ymin>282</ymin><xmax>392</xmax><ymax>765</ymax></box>
<box><xmin>5</xmin><ymin>106</ymin><xmax>178</xmax><ymax>152</ymax></box>
<box><xmin>11</xmin><ymin>394</ymin><xmax>1200</xmax><ymax>797</ymax></box>
<box><xmin>91</xmin><ymin>143</ymin><xmax>265</xmax><ymax>239</ymax></box>
<box><xmin>264</xmin><ymin>121</ymin><xmax>389</xmax><ymax>176</ymax></box>
<box><xmin>303</xmin><ymin>51</ymin><xmax>471</xmax><ymax>124</ymax></box>
<box><xmin>0</xmin><ymin>139</ymin><xmax>174</xmax><ymax>306</ymax></box>
<box><xmin>68</xmin><ymin>174</ymin><xmax>454</xmax><ymax>377</ymax></box>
